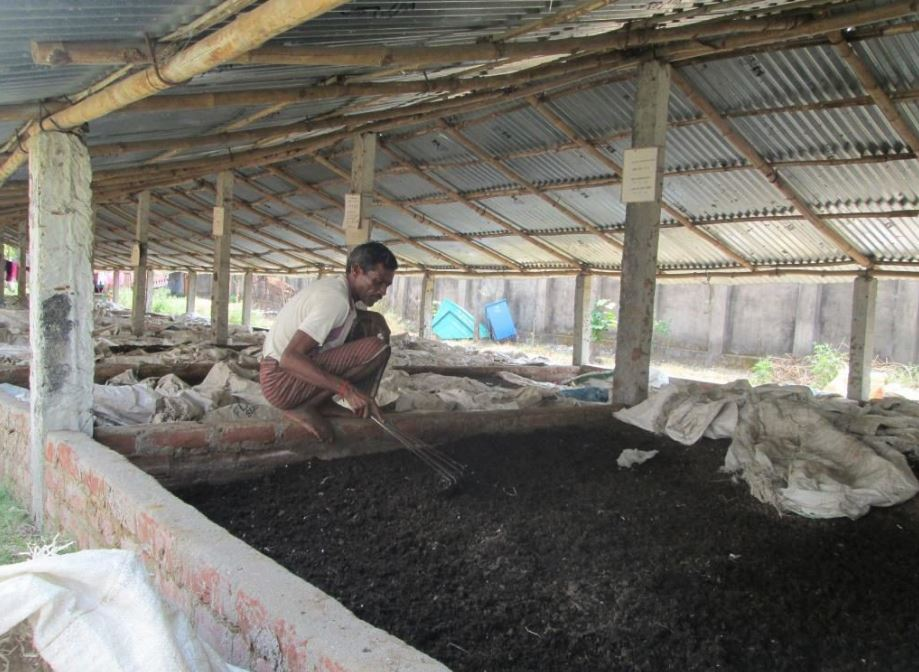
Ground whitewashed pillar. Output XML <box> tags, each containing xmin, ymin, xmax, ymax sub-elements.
<box><xmin>212</xmin><ymin>171</ymin><xmax>233</xmax><ymax>345</ymax></box>
<box><xmin>131</xmin><ymin>190</ymin><xmax>150</xmax><ymax>336</ymax></box>
<box><xmin>242</xmin><ymin>270</ymin><xmax>254</xmax><ymax>327</ymax></box>
<box><xmin>572</xmin><ymin>273</ymin><xmax>593</xmax><ymax>365</ymax></box>
<box><xmin>420</xmin><ymin>272</ymin><xmax>435</xmax><ymax>339</ymax></box>
<box><xmin>111</xmin><ymin>270</ymin><xmax>121</xmax><ymax>305</ymax></box>
<box><xmin>186</xmin><ymin>270</ymin><xmax>197</xmax><ymax>315</ymax></box>
<box><xmin>28</xmin><ymin>132</ymin><xmax>94</xmax><ymax>525</ymax></box>
<box><xmin>612</xmin><ymin>60</ymin><xmax>671</xmax><ymax>407</ymax></box>
<box><xmin>17</xmin><ymin>219</ymin><xmax>27</xmax><ymax>301</ymax></box>
<box><xmin>847</xmin><ymin>275</ymin><xmax>877</xmax><ymax>401</ymax></box>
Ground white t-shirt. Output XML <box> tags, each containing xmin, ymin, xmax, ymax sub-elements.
<box><xmin>262</xmin><ymin>275</ymin><xmax>356</xmax><ymax>360</ymax></box>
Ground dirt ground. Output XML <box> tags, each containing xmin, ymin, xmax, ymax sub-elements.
<box><xmin>178</xmin><ymin>422</ymin><xmax>919</xmax><ymax>672</ymax></box>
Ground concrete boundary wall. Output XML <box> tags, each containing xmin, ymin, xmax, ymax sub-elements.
<box><xmin>387</xmin><ymin>277</ymin><xmax>919</xmax><ymax>364</ymax></box>
<box><xmin>0</xmin><ymin>390</ymin><xmax>448</xmax><ymax>672</ymax></box>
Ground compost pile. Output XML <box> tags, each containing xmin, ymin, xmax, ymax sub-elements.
<box><xmin>179</xmin><ymin>422</ymin><xmax>919</xmax><ymax>672</ymax></box>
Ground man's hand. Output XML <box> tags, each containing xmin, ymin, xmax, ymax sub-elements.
<box><xmin>340</xmin><ymin>383</ymin><xmax>383</xmax><ymax>421</ymax></box>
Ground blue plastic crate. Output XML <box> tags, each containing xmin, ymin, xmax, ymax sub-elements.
<box><xmin>484</xmin><ymin>298</ymin><xmax>517</xmax><ymax>341</ymax></box>
<box><xmin>431</xmin><ymin>299</ymin><xmax>475</xmax><ymax>340</ymax></box>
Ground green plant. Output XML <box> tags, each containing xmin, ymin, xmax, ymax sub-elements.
<box><xmin>590</xmin><ymin>299</ymin><xmax>618</xmax><ymax>342</ymax></box>
<box><xmin>887</xmin><ymin>363</ymin><xmax>919</xmax><ymax>388</ymax></box>
<box><xmin>807</xmin><ymin>343</ymin><xmax>844</xmax><ymax>389</ymax></box>
<box><xmin>653</xmin><ymin>319</ymin><xmax>670</xmax><ymax>339</ymax></box>
<box><xmin>750</xmin><ymin>358</ymin><xmax>774</xmax><ymax>386</ymax></box>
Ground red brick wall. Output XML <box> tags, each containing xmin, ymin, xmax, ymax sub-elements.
<box><xmin>0</xmin><ymin>392</ymin><xmax>447</xmax><ymax>672</ymax></box>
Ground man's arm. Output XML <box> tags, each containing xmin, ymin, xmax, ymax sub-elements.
<box><xmin>278</xmin><ymin>330</ymin><xmax>381</xmax><ymax>419</ymax></box>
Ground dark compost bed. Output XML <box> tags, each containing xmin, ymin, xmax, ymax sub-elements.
<box><xmin>177</xmin><ymin>420</ymin><xmax>919</xmax><ymax>672</ymax></box>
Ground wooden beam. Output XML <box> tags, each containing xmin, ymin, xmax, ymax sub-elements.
<box><xmin>671</xmin><ymin>68</ymin><xmax>873</xmax><ymax>268</ymax></box>
<box><xmin>0</xmin><ymin>0</ymin><xmax>352</xmax><ymax>186</ymax></box>
<box><xmin>830</xmin><ymin>32</ymin><xmax>919</xmax><ymax>152</ymax></box>
<box><xmin>527</xmin><ymin>94</ymin><xmax>754</xmax><ymax>269</ymax></box>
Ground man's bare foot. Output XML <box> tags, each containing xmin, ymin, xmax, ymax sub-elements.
<box><xmin>283</xmin><ymin>406</ymin><xmax>334</xmax><ymax>442</ymax></box>
<box><xmin>319</xmin><ymin>399</ymin><xmax>355</xmax><ymax>417</ymax></box>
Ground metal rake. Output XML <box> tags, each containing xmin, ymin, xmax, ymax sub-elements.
<box><xmin>371</xmin><ymin>417</ymin><xmax>466</xmax><ymax>486</ymax></box>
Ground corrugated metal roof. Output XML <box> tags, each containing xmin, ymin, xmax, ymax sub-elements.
<box><xmin>783</xmin><ymin>162</ymin><xmax>919</xmax><ymax>212</ymax></box>
<box><xmin>853</xmin><ymin>32</ymin><xmax>919</xmax><ymax>91</ymax></box>
<box><xmin>707</xmin><ymin>218</ymin><xmax>847</xmax><ymax>264</ymax></box>
<box><xmin>505</xmin><ymin>148</ymin><xmax>613</xmax><ymax>185</ymax></box>
<box><xmin>675</xmin><ymin>44</ymin><xmax>864</xmax><ymax>113</ymax></box>
<box><xmin>408</xmin><ymin>202</ymin><xmax>506</xmax><ymax>235</ymax></box>
<box><xmin>477</xmin><ymin>194</ymin><xmax>590</xmax><ymax>231</ymax></box>
<box><xmin>459</xmin><ymin>105</ymin><xmax>569</xmax><ymax>156</ymax></box>
<box><xmin>830</xmin><ymin>216</ymin><xmax>919</xmax><ymax>261</ymax></box>
<box><xmin>663</xmin><ymin>169</ymin><xmax>793</xmax><ymax>219</ymax></box>
<box><xmin>547</xmin><ymin>233</ymin><xmax>623</xmax><ymax>266</ymax></box>
<box><xmin>548</xmin><ymin>186</ymin><xmax>626</xmax><ymax>228</ymax></box>
<box><xmin>428</xmin><ymin>162</ymin><xmax>515</xmax><ymax>194</ymax></box>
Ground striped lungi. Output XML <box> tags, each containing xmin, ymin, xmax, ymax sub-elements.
<box><xmin>260</xmin><ymin>311</ymin><xmax>390</xmax><ymax>410</ymax></box>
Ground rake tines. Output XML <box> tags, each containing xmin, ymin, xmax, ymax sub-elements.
<box><xmin>371</xmin><ymin>417</ymin><xmax>466</xmax><ymax>486</ymax></box>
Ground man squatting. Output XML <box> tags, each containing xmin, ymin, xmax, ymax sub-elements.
<box><xmin>260</xmin><ymin>242</ymin><xmax>397</xmax><ymax>442</ymax></box>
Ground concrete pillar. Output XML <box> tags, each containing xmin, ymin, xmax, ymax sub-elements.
<box><xmin>186</xmin><ymin>271</ymin><xmax>197</xmax><ymax>315</ymax></box>
<box><xmin>706</xmin><ymin>285</ymin><xmax>733</xmax><ymax>364</ymax></box>
<box><xmin>420</xmin><ymin>272</ymin><xmax>435</xmax><ymax>339</ymax></box>
<box><xmin>792</xmin><ymin>284</ymin><xmax>822</xmax><ymax>357</ymax></box>
<box><xmin>17</xmin><ymin>219</ymin><xmax>27</xmax><ymax>301</ymax></box>
<box><xmin>612</xmin><ymin>60</ymin><xmax>671</xmax><ymax>407</ymax></box>
<box><xmin>0</xmin><ymin>235</ymin><xmax>5</xmax><ymax>305</ymax></box>
<box><xmin>111</xmin><ymin>270</ymin><xmax>121</xmax><ymax>305</ymax></box>
<box><xmin>131</xmin><ymin>190</ymin><xmax>150</xmax><ymax>336</ymax></box>
<box><xmin>532</xmin><ymin>277</ymin><xmax>548</xmax><ymax>344</ymax></box>
<box><xmin>572</xmin><ymin>273</ymin><xmax>593</xmax><ymax>365</ymax></box>
<box><xmin>892</xmin><ymin>280</ymin><xmax>919</xmax><ymax>363</ymax></box>
<box><xmin>145</xmin><ymin>269</ymin><xmax>155</xmax><ymax>312</ymax></box>
<box><xmin>212</xmin><ymin>171</ymin><xmax>233</xmax><ymax>345</ymax></box>
<box><xmin>847</xmin><ymin>275</ymin><xmax>877</xmax><ymax>401</ymax></box>
<box><xmin>28</xmin><ymin>132</ymin><xmax>95</xmax><ymax>525</ymax></box>
<box><xmin>242</xmin><ymin>270</ymin><xmax>254</xmax><ymax>327</ymax></box>
<box><xmin>344</xmin><ymin>132</ymin><xmax>376</xmax><ymax>249</ymax></box>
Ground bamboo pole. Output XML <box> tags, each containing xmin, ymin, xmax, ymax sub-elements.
<box><xmin>0</xmin><ymin>0</ymin><xmax>351</xmax><ymax>187</ymax></box>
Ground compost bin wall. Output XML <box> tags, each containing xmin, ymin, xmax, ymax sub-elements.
<box><xmin>0</xmin><ymin>391</ymin><xmax>448</xmax><ymax>672</ymax></box>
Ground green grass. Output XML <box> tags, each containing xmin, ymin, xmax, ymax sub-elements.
<box><xmin>115</xmin><ymin>287</ymin><xmax>274</xmax><ymax>329</ymax></box>
<box><xmin>0</xmin><ymin>486</ymin><xmax>40</xmax><ymax>565</ymax></box>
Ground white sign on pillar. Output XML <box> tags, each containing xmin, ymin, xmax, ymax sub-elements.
<box><xmin>621</xmin><ymin>147</ymin><xmax>663</xmax><ymax>203</ymax></box>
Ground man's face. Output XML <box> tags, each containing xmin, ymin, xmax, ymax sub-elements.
<box><xmin>348</xmin><ymin>262</ymin><xmax>395</xmax><ymax>306</ymax></box>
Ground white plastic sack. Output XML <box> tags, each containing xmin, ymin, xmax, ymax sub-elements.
<box><xmin>93</xmin><ymin>384</ymin><xmax>158</xmax><ymax>426</ymax></box>
<box><xmin>0</xmin><ymin>549</ymin><xmax>245</xmax><ymax>672</ymax></box>
<box><xmin>617</xmin><ymin>449</ymin><xmax>658</xmax><ymax>468</ymax></box>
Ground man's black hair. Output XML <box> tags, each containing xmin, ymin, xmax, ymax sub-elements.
<box><xmin>347</xmin><ymin>241</ymin><xmax>398</xmax><ymax>273</ymax></box>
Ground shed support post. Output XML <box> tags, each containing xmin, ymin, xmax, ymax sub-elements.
<box><xmin>111</xmin><ymin>270</ymin><xmax>121</xmax><ymax>305</ymax></box>
<box><xmin>420</xmin><ymin>272</ymin><xmax>435</xmax><ymax>339</ymax></box>
<box><xmin>17</xmin><ymin>219</ymin><xmax>27</xmax><ymax>301</ymax></box>
<box><xmin>145</xmin><ymin>269</ymin><xmax>154</xmax><ymax>312</ymax></box>
<box><xmin>344</xmin><ymin>132</ymin><xmax>376</xmax><ymax>249</ymax></box>
<box><xmin>186</xmin><ymin>271</ymin><xmax>197</xmax><ymax>315</ymax></box>
<box><xmin>131</xmin><ymin>190</ymin><xmax>150</xmax><ymax>336</ymax></box>
<box><xmin>242</xmin><ymin>270</ymin><xmax>254</xmax><ymax>327</ymax></box>
<box><xmin>612</xmin><ymin>60</ymin><xmax>671</xmax><ymax>407</ymax></box>
<box><xmin>847</xmin><ymin>275</ymin><xmax>877</xmax><ymax>401</ymax></box>
<box><xmin>212</xmin><ymin>171</ymin><xmax>233</xmax><ymax>345</ymax></box>
<box><xmin>706</xmin><ymin>285</ymin><xmax>733</xmax><ymax>365</ymax></box>
<box><xmin>792</xmin><ymin>284</ymin><xmax>822</xmax><ymax>358</ymax></box>
<box><xmin>28</xmin><ymin>131</ymin><xmax>94</xmax><ymax>526</ymax></box>
<box><xmin>0</xmin><ymin>236</ymin><xmax>5</xmax><ymax>305</ymax></box>
<box><xmin>573</xmin><ymin>273</ymin><xmax>593</xmax><ymax>365</ymax></box>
